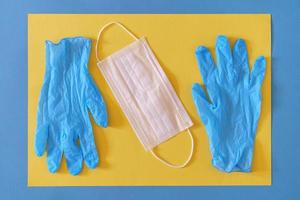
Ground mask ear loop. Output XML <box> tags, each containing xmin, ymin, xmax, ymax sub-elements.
<box><xmin>150</xmin><ymin>129</ymin><xmax>194</xmax><ymax>168</ymax></box>
<box><xmin>96</xmin><ymin>21</ymin><xmax>194</xmax><ymax>168</ymax></box>
<box><xmin>96</xmin><ymin>21</ymin><xmax>138</xmax><ymax>62</ymax></box>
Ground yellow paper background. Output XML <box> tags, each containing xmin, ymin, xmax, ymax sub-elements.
<box><xmin>28</xmin><ymin>14</ymin><xmax>271</xmax><ymax>186</ymax></box>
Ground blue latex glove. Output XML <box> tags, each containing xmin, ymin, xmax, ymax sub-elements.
<box><xmin>34</xmin><ymin>37</ymin><xmax>108</xmax><ymax>175</ymax></box>
<box><xmin>192</xmin><ymin>36</ymin><xmax>266</xmax><ymax>172</ymax></box>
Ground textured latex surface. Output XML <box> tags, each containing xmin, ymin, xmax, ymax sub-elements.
<box><xmin>34</xmin><ymin>37</ymin><xmax>108</xmax><ymax>175</ymax></box>
<box><xmin>192</xmin><ymin>36</ymin><xmax>266</xmax><ymax>172</ymax></box>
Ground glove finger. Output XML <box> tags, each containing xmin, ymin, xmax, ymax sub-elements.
<box><xmin>34</xmin><ymin>124</ymin><xmax>49</xmax><ymax>157</ymax></box>
<box><xmin>47</xmin><ymin>130</ymin><xmax>63</xmax><ymax>173</ymax></box>
<box><xmin>195</xmin><ymin>46</ymin><xmax>217</xmax><ymax>86</ymax></box>
<box><xmin>85</xmin><ymin>74</ymin><xmax>108</xmax><ymax>128</ymax></box>
<box><xmin>64</xmin><ymin>134</ymin><xmax>83</xmax><ymax>176</ymax></box>
<box><xmin>192</xmin><ymin>83</ymin><xmax>214</xmax><ymax>125</ymax></box>
<box><xmin>78</xmin><ymin>125</ymin><xmax>99</xmax><ymax>169</ymax></box>
<box><xmin>250</xmin><ymin>56</ymin><xmax>266</xmax><ymax>91</ymax></box>
<box><xmin>233</xmin><ymin>39</ymin><xmax>250</xmax><ymax>83</ymax></box>
<box><xmin>215</xmin><ymin>35</ymin><xmax>233</xmax><ymax>79</ymax></box>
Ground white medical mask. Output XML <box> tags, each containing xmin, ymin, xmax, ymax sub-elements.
<box><xmin>96</xmin><ymin>22</ymin><xmax>194</xmax><ymax>168</ymax></box>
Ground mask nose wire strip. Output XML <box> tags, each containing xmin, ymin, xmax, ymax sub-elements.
<box><xmin>150</xmin><ymin>129</ymin><xmax>194</xmax><ymax>168</ymax></box>
<box><xmin>96</xmin><ymin>21</ymin><xmax>138</xmax><ymax>62</ymax></box>
<box><xmin>95</xmin><ymin>21</ymin><xmax>194</xmax><ymax>168</ymax></box>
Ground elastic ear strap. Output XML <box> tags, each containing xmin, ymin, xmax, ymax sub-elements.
<box><xmin>96</xmin><ymin>21</ymin><xmax>138</xmax><ymax>62</ymax></box>
<box><xmin>150</xmin><ymin>128</ymin><xmax>194</xmax><ymax>168</ymax></box>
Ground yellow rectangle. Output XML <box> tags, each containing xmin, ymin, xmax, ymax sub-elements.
<box><xmin>28</xmin><ymin>14</ymin><xmax>271</xmax><ymax>186</ymax></box>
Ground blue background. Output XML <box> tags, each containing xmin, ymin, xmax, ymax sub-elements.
<box><xmin>0</xmin><ymin>0</ymin><xmax>299</xmax><ymax>199</ymax></box>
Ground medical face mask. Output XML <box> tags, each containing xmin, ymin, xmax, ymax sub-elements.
<box><xmin>96</xmin><ymin>22</ymin><xmax>194</xmax><ymax>168</ymax></box>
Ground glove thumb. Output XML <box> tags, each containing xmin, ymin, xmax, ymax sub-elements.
<box><xmin>34</xmin><ymin>124</ymin><xmax>49</xmax><ymax>157</ymax></box>
<box><xmin>192</xmin><ymin>83</ymin><xmax>214</xmax><ymax>125</ymax></box>
<box><xmin>85</xmin><ymin>75</ymin><xmax>108</xmax><ymax>128</ymax></box>
<box><xmin>250</xmin><ymin>56</ymin><xmax>266</xmax><ymax>91</ymax></box>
